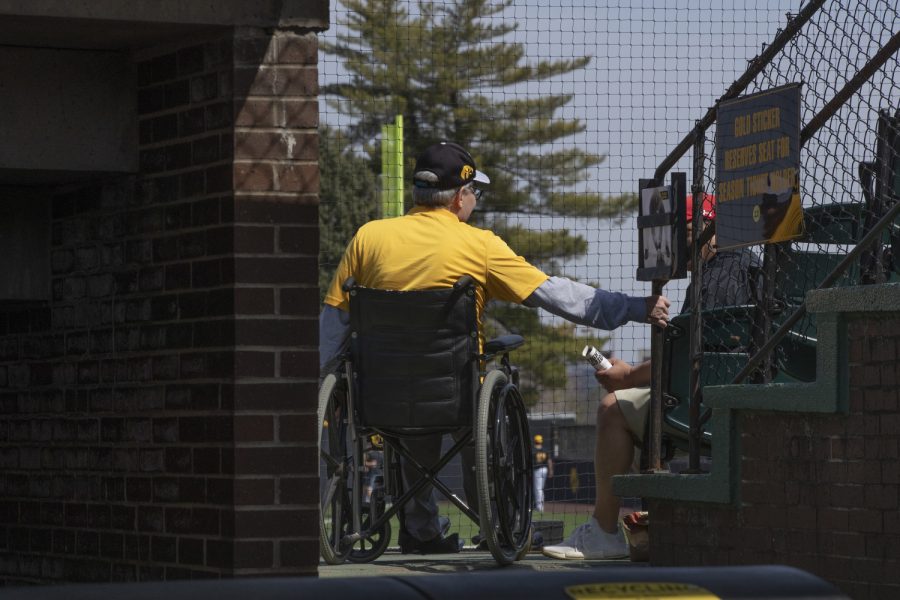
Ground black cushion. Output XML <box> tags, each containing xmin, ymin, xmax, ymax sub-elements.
<box><xmin>348</xmin><ymin>282</ymin><xmax>479</xmax><ymax>429</ymax></box>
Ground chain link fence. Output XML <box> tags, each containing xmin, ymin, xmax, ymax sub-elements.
<box><xmin>743</xmin><ymin>0</ymin><xmax>900</xmax><ymax>376</ymax></box>
<box><xmin>318</xmin><ymin>0</ymin><xmax>899</xmax><ymax>550</ymax></box>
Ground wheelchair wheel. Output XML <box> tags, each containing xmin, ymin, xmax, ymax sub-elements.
<box><xmin>475</xmin><ymin>369</ymin><xmax>533</xmax><ymax>565</ymax></box>
<box><xmin>318</xmin><ymin>373</ymin><xmax>351</xmax><ymax>564</ymax></box>
<box><xmin>318</xmin><ymin>373</ymin><xmax>392</xmax><ymax>564</ymax></box>
<box><xmin>515</xmin><ymin>523</ymin><xmax>534</xmax><ymax>560</ymax></box>
<box><xmin>345</xmin><ymin>499</ymin><xmax>392</xmax><ymax>563</ymax></box>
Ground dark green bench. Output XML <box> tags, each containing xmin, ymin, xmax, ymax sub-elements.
<box><xmin>773</xmin><ymin>200</ymin><xmax>900</xmax><ymax>383</ymax></box>
<box><xmin>662</xmin><ymin>304</ymin><xmax>806</xmax><ymax>452</ymax></box>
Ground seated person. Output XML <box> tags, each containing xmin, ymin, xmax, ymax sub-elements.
<box><xmin>543</xmin><ymin>194</ymin><xmax>762</xmax><ymax>560</ymax></box>
<box><xmin>320</xmin><ymin>141</ymin><xmax>670</xmax><ymax>554</ymax></box>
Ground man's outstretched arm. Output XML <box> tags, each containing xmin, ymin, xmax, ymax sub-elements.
<box><xmin>522</xmin><ymin>276</ymin><xmax>670</xmax><ymax>330</ymax></box>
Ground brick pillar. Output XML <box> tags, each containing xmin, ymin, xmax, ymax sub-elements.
<box><xmin>132</xmin><ymin>34</ymin><xmax>240</xmax><ymax>582</ymax></box>
<box><xmin>229</xmin><ymin>27</ymin><xmax>320</xmax><ymax>576</ymax></box>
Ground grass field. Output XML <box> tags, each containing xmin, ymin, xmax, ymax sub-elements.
<box><xmin>375</xmin><ymin>501</ymin><xmax>592</xmax><ymax>549</ymax></box>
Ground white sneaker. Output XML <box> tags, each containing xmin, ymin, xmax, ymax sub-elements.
<box><xmin>541</xmin><ymin>517</ymin><xmax>628</xmax><ymax>560</ymax></box>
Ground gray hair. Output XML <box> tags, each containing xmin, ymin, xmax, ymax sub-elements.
<box><xmin>412</xmin><ymin>171</ymin><xmax>458</xmax><ymax>207</ymax></box>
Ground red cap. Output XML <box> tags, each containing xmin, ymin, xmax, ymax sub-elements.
<box><xmin>685</xmin><ymin>193</ymin><xmax>716</xmax><ymax>222</ymax></box>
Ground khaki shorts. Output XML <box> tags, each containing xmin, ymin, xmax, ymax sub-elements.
<box><xmin>614</xmin><ymin>387</ymin><xmax>650</xmax><ymax>443</ymax></box>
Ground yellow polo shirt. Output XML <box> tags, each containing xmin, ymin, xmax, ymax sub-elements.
<box><xmin>324</xmin><ymin>206</ymin><xmax>549</xmax><ymax>329</ymax></box>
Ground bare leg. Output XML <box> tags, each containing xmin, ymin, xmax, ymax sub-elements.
<box><xmin>593</xmin><ymin>392</ymin><xmax>636</xmax><ymax>533</ymax></box>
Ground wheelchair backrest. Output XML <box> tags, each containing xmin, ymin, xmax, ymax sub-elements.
<box><xmin>347</xmin><ymin>277</ymin><xmax>480</xmax><ymax>430</ymax></box>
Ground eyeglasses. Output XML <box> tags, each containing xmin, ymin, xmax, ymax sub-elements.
<box><xmin>465</xmin><ymin>185</ymin><xmax>484</xmax><ymax>202</ymax></box>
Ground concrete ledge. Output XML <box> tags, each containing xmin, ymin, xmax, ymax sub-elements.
<box><xmin>0</xmin><ymin>1</ymin><xmax>328</xmax><ymax>28</ymax></box>
<box><xmin>807</xmin><ymin>281</ymin><xmax>900</xmax><ymax>313</ymax></box>
<box><xmin>0</xmin><ymin>1</ymin><xmax>329</xmax><ymax>51</ymax></box>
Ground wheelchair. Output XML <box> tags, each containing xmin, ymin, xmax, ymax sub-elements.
<box><xmin>318</xmin><ymin>275</ymin><xmax>534</xmax><ymax>566</ymax></box>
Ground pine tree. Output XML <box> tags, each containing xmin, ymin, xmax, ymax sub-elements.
<box><xmin>321</xmin><ymin>0</ymin><xmax>630</xmax><ymax>402</ymax></box>
<box><xmin>318</xmin><ymin>126</ymin><xmax>380</xmax><ymax>301</ymax></box>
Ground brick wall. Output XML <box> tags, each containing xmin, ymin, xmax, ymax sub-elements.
<box><xmin>649</xmin><ymin>315</ymin><xmax>900</xmax><ymax>599</ymax></box>
<box><xmin>0</xmin><ymin>27</ymin><xmax>320</xmax><ymax>583</ymax></box>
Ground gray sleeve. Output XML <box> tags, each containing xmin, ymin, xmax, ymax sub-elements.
<box><xmin>522</xmin><ymin>276</ymin><xmax>647</xmax><ymax>331</ymax></box>
<box><xmin>319</xmin><ymin>305</ymin><xmax>351</xmax><ymax>371</ymax></box>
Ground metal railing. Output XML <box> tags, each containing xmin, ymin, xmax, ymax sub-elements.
<box><xmin>649</xmin><ymin>0</ymin><xmax>900</xmax><ymax>472</ymax></box>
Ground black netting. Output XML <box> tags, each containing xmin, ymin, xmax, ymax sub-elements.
<box><xmin>318</xmin><ymin>0</ymin><xmax>900</xmax><ymax>546</ymax></box>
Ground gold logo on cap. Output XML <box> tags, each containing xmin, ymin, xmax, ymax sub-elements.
<box><xmin>461</xmin><ymin>165</ymin><xmax>474</xmax><ymax>179</ymax></box>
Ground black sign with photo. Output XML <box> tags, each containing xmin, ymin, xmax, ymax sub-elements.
<box><xmin>636</xmin><ymin>173</ymin><xmax>687</xmax><ymax>281</ymax></box>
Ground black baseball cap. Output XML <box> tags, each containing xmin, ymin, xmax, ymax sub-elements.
<box><xmin>413</xmin><ymin>141</ymin><xmax>491</xmax><ymax>190</ymax></box>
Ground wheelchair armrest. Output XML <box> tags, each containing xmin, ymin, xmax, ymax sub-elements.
<box><xmin>484</xmin><ymin>334</ymin><xmax>525</xmax><ymax>354</ymax></box>
<box><xmin>453</xmin><ymin>275</ymin><xmax>475</xmax><ymax>290</ymax></box>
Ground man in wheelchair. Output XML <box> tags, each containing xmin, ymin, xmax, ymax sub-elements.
<box><xmin>543</xmin><ymin>194</ymin><xmax>763</xmax><ymax>560</ymax></box>
<box><xmin>320</xmin><ymin>141</ymin><xmax>670</xmax><ymax>557</ymax></box>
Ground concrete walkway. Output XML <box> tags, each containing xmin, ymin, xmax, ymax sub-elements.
<box><xmin>319</xmin><ymin>549</ymin><xmax>645</xmax><ymax>577</ymax></box>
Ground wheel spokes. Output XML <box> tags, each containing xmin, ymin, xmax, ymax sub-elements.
<box><xmin>325</xmin><ymin>491</ymin><xmax>345</xmax><ymax>554</ymax></box>
<box><xmin>487</xmin><ymin>386</ymin><xmax>530</xmax><ymax>548</ymax></box>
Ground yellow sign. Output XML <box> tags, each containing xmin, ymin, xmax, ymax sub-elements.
<box><xmin>565</xmin><ymin>582</ymin><xmax>720</xmax><ymax>600</ymax></box>
<box><xmin>715</xmin><ymin>83</ymin><xmax>803</xmax><ymax>249</ymax></box>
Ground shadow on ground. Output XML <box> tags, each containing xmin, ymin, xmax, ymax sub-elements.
<box><xmin>319</xmin><ymin>549</ymin><xmax>645</xmax><ymax>578</ymax></box>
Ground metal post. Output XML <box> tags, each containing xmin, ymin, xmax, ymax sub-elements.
<box><xmin>381</xmin><ymin>123</ymin><xmax>393</xmax><ymax>218</ymax></box>
<box><xmin>393</xmin><ymin>115</ymin><xmax>404</xmax><ymax>217</ymax></box>
<box><xmin>381</xmin><ymin>115</ymin><xmax>405</xmax><ymax>218</ymax></box>
<box><xmin>686</xmin><ymin>126</ymin><xmax>705</xmax><ymax>473</ymax></box>
<box><xmin>646</xmin><ymin>278</ymin><xmax>664</xmax><ymax>473</ymax></box>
